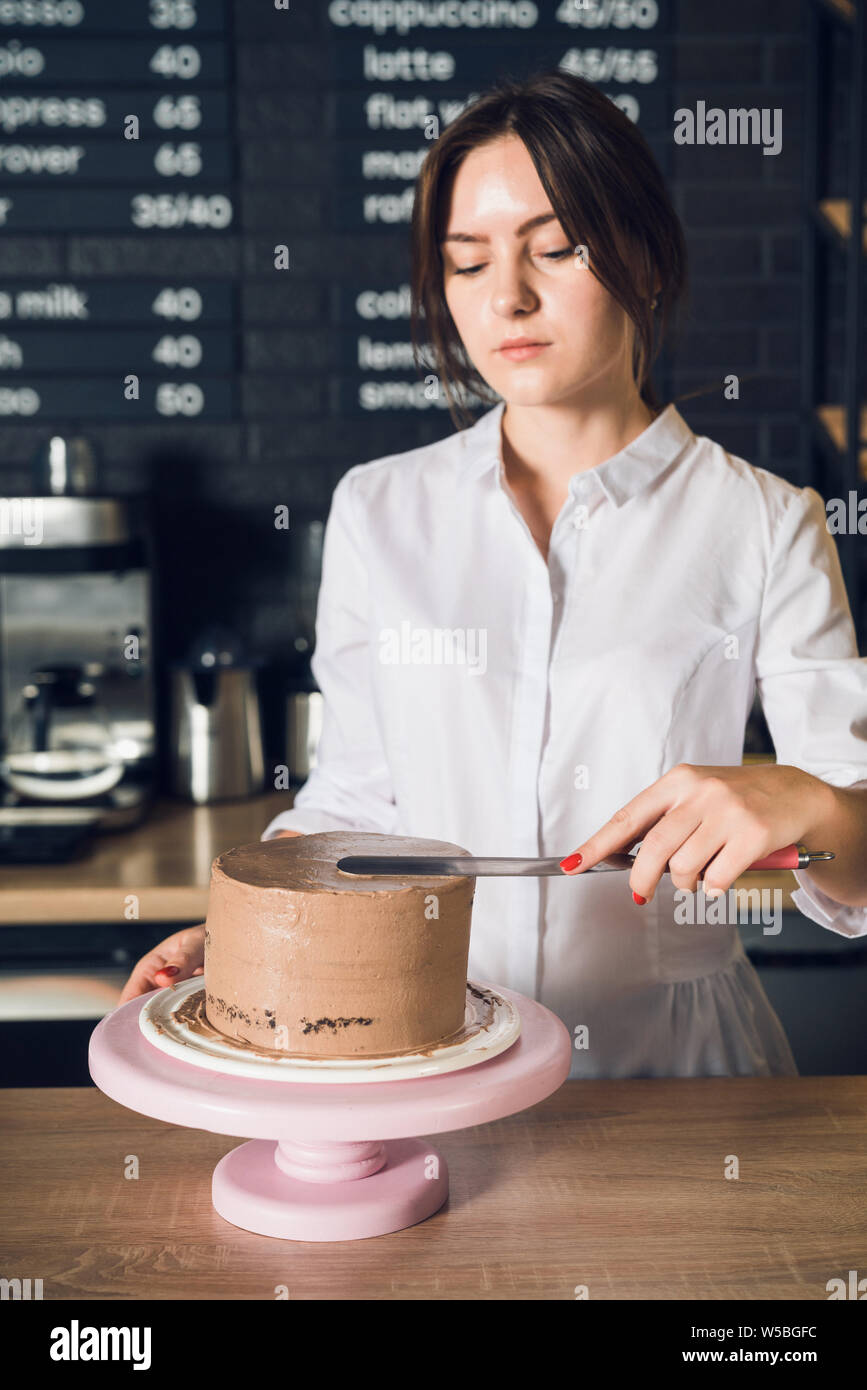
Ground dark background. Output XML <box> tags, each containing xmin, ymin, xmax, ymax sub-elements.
<box><xmin>0</xmin><ymin>0</ymin><xmax>860</xmax><ymax>769</ymax></box>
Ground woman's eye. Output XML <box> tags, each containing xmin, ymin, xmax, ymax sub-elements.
<box><xmin>452</xmin><ymin>248</ymin><xmax>570</xmax><ymax>276</ymax></box>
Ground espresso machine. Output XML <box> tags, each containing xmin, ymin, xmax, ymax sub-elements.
<box><xmin>0</xmin><ymin>437</ymin><xmax>157</xmax><ymax>861</ymax></box>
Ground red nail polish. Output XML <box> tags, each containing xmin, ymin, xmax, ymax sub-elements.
<box><xmin>560</xmin><ymin>852</ymin><xmax>583</xmax><ymax>872</ymax></box>
<box><xmin>632</xmin><ymin>892</ymin><xmax>647</xmax><ymax>905</ymax></box>
<box><xmin>158</xmin><ymin>965</ymin><xmax>179</xmax><ymax>977</ymax></box>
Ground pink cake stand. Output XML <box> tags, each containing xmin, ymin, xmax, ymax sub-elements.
<box><xmin>89</xmin><ymin>985</ymin><xmax>572</xmax><ymax>1242</ymax></box>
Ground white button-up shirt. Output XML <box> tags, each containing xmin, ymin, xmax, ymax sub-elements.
<box><xmin>263</xmin><ymin>400</ymin><xmax>867</xmax><ymax>1078</ymax></box>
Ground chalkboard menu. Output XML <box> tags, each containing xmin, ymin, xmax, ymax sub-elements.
<box><xmin>0</xmin><ymin>0</ymin><xmax>672</xmax><ymax>424</ymax></box>
<box><xmin>0</xmin><ymin>0</ymin><xmax>236</xmax><ymax>421</ymax></box>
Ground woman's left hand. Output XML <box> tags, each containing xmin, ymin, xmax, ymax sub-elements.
<box><xmin>559</xmin><ymin>762</ymin><xmax>838</xmax><ymax>903</ymax></box>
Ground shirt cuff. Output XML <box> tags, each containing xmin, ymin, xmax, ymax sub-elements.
<box><xmin>791</xmin><ymin>868</ymin><xmax>867</xmax><ymax>940</ymax></box>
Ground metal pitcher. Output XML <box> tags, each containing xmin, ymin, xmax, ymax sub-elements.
<box><xmin>169</xmin><ymin>663</ymin><xmax>264</xmax><ymax>803</ymax></box>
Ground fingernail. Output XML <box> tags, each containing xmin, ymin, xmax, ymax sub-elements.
<box><xmin>704</xmin><ymin>887</ymin><xmax>724</xmax><ymax>899</ymax></box>
<box><xmin>157</xmin><ymin>965</ymin><xmax>179</xmax><ymax>977</ymax></box>
<box><xmin>632</xmin><ymin>891</ymin><xmax>647</xmax><ymax>905</ymax></box>
<box><xmin>560</xmin><ymin>853</ymin><xmax>583</xmax><ymax>872</ymax></box>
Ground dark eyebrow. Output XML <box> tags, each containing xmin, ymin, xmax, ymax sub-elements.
<box><xmin>440</xmin><ymin>212</ymin><xmax>559</xmax><ymax>245</ymax></box>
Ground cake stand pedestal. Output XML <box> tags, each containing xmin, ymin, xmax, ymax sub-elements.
<box><xmin>89</xmin><ymin>986</ymin><xmax>572</xmax><ymax>1242</ymax></box>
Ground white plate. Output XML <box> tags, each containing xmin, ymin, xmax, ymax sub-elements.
<box><xmin>139</xmin><ymin>975</ymin><xmax>520</xmax><ymax>1084</ymax></box>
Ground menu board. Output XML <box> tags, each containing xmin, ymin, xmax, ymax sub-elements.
<box><xmin>0</xmin><ymin>0</ymin><xmax>672</xmax><ymax>422</ymax></box>
<box><xmin>0</xmin><ymin>0</ymin><xmax>236</xmax><ymax>421</ymax></box>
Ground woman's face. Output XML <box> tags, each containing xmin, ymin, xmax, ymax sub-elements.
<box><xmin>440</xmin><ymin>135</ymin><xmax>637</xmax><ymax>408</ymax></box>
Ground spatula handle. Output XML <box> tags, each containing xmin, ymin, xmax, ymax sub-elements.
<box><xmin>746</xmin><ymin>844</ymin><xmax>832</xmax><ymax>871</ymax></box>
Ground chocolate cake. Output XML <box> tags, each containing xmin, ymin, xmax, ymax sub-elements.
<box><xmin>204</xmin><ymin>831</ymin><xmax>476</xmax><ymax>1058</ymax></box>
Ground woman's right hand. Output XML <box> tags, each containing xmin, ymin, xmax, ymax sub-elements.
<box><xmin>117</xmin><ymin>924</ymin><xmax>205</xmax><ymax>1004</ymax></box>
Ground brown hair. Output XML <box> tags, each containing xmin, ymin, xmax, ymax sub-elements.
<box><xmin>409</xmin><ymin>68</ymin><xmax>688</xmax><ymax>430</ymax></box>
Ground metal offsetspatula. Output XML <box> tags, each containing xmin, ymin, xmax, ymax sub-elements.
<box><xmin>336</xmin><ymin>844</ymin><xmax>834</xmax><ymax>877</ymax></box>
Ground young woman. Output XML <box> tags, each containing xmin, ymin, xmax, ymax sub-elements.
<box><xmin>121</xmin><ymin>71</ymin><xmax>867</xmax><ymax>1078</ymax></box>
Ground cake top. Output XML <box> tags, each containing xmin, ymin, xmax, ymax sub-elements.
<box><xmin>213</xmin><ymin>830</ymin><xmax>474</xmax><ymax>894</ymax></box>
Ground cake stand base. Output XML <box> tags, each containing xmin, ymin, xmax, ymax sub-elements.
<box><xmin>89</xmin><ymin>983</ymin><xmax>572</xmax><ymax>1243</ymax></box>
<box><xmin>213</xmin><ymin>1138</ymin><xmax>448</xmax><ymax>1241</ymax></box>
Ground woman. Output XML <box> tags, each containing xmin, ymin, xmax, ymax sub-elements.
<box><xmin>121</xmin><ymin>71</ymin><xmax>867</xmax><ymax>1078</ymax></box>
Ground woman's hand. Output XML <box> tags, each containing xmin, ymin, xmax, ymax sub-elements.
<box><xmin>559</xmin><ymin>762</ymin><xmax>843</xmax><ymax>904</ymax></box>
<box><xmin>117</xmin><ymin>924</ymin><xmax>205</xmax><ymax>1003</ymax></box>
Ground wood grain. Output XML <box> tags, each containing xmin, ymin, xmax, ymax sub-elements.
<box><xmin>816</xmin><ymin>402</ymin><xmax>867</xmax><ymax>477</ymax></box>
<box><xmin>0</xmin><ymin>792</ymin><xmax>292</xmax><ymax>925</ymax></box>
<box><xmin>1</xmin><ymin>1080</ymin><xmax>865</xmax><ymax>1300</ymax></box>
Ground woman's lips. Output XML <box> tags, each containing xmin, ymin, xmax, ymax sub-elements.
<box><xmin>497</xmin><ymin>342</ymin><xmax>550</xmax><ymax>361</ymax></box>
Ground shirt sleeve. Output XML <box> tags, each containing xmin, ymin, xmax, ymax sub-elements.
<box><xmin>261</xmin><ymin>469</ymin><xmax>399</xmax><ymax>842</ymax></box>
<box><xmin>753</xmin><ymin>483</ymin><xmax>867</xmax><ymax>938</ymax></box>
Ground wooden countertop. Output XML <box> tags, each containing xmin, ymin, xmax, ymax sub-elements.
<box><xmin>0</xmin><ymin>789</ymin><xmax>801</xmax><ymax>927</ymax></box>
<box><xmin>0</xmin><ymin>792</ymin><xmax>294</xmax><ymax>926</ymax></box>
<box><xmin>2</xmin><ymin>1078</ymin><xmax>865</xmax><ymax>1300</ymax></box>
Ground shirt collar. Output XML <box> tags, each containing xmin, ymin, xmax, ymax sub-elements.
<box><xmin>459</xmin><ymin>398</ymin><xmax>695</xmax><ymax>507</ymax></box>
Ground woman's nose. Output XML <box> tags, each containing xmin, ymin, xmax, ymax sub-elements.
<box><xmin>490</xmin><ymin>264</ymin><xmax>538</xmax><ymax>316</ymax></box>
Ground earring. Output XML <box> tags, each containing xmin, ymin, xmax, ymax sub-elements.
<box><xmin>651</xmin><ymin>296</ymin><xmax>658</xmax><ymax>309</ymax></box>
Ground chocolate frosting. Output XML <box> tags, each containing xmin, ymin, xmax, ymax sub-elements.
<box><xmin>216</xmin><ymin>831</ymin><xmax>472</xmax><ymax>893</ymax></box>
<box><xmin>204</xmin><ymin>831</ymin><xmax>476</xmax><ymax>1058</ymax></box>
